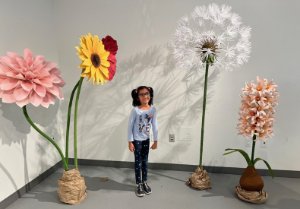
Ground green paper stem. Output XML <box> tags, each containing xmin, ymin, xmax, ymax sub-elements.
<box><xmin>74</xmin><ymin>77</ymin><xmax>84</xmax><ymax>169</ymax></box>
<box><xmin>22</xmin><ymin>106</ymin><xmax>68</xmax><ymax>170</ymax></box>
<box><xmin>65</xmin><ymin>80</ymin><xmax>80</xmax><ymax>165</ymax></box>
<box><xmin>251</xmin><ymin>134</ymin><xmax>256</xmax><ymax>163</ymax></box>
<box><xmin>199</xmin><ymin>61</ymin><xmax>209</xmax><ymax>166</ymax></box>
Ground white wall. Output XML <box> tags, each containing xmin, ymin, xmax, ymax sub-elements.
<box><xmin>1</xmin><ymin>0</ymin><xmax>300</xmax><ymax>202</ymax></box>
<box><xmin>54</xmin><ymin>0</ymin><xmax>300</xmax><ymax>171</ymax></box>
<box><xmin>0</xmin><ymin>0</ymin><xmax>62</xmax><ymax>202</ymax></box>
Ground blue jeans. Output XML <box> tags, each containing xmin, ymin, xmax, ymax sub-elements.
<box><xmin>133</xmin><ymin>139</ymin><xmax>150</xmax><ymax>184</ymax></box>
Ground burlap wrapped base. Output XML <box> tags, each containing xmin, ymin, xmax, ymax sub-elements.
<box><xmin>57</xmin><ymin>169</ymin><xmax>87</xmax><ymax>204</ymax></box>
<box><xmin>186</xmin><ymin>166</ymin><xmax>211</xmax><ymax>190</ymax></box>
<box><xmin>236</xmin><ymin>185</ymin><xmax>268</xmax><ymax>204</ymax></box>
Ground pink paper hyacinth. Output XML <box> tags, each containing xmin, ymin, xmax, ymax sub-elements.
<box><xmin>238</xmin><ymin>77</ymin><xmax>279</xmax><ymax>140</ymax></box>
<box><xmin>0</xmin><ymin>49</ymin><xmax>65</xmax><ymax>108</ymax></box>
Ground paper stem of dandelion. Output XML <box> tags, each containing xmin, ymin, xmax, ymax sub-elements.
<box><xmin>74</xmin><ymin>77</ymin><xmax>84</xmax><ymax>169</ymax></box>
<box><xmin>65</xmin><ymin>79</ymin><xmax>80</xmax><ymax>165</ymax></box>
<box><xmin>199</xmin><ymin>61</ymin><xmax>209</xmax><ymax>167</ymax></box>
<box><xmin>22</xmin><ymin>106</ymin><xmax>68</xmax><ymax>170</ymax></box>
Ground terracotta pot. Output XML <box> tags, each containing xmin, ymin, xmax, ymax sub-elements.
<box><xmin>239</xmin><ymin>166</ymin><xmax>264</xmax><ymax>191</ymax></box>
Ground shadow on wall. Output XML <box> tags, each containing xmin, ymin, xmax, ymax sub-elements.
<box><xmin>0</xmin><ymin>163</ymin><xmax>19</xmax><ymax>197</ymax></box>
<box><xmin>65</xmin><ymin>42</ymin><xmax>220</xmax><ymax>163</ymax></box>
<box><xmin>0</xmin><ymin>102</ymin><xmax>62</xmax><ymax>192</ymax></box>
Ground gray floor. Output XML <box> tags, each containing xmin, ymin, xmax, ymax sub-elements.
<box><xmin>5</xmin><ymin>166</ymin><xmax>300</xmax><ymax>209</ymax></box>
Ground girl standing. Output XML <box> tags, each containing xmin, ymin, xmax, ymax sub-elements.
<box><xmin>128</xmin><ymin>86</ymin><xmax>158</xmax><ymax>197</ymax></box>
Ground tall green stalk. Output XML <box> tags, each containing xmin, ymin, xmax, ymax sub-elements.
<box><xmin>65</xmin><ymin>80</ymin><xmax>80</xmax><ymax>165</ymax></box>
<box><xmin>199</xmin><ymin>61</ymin><xmax>210</xmax><ymax>167</ymax></box>
<box><xmin>74</xmin><ymin>77</ymin><xmax>84</xmax><ymax>168</ymax></box>
<box><xmin>251</xmin><ymin>134</ymin><xmax>257</xmax><ymax>163</ymax></box>
<box><xmin>22</xmin><ymin>106</ymin><xmax>68</xmax><ymax>170</ymax></box>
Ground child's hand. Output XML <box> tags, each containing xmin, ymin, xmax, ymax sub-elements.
<box><xmin>128</xmin><ymin>142</ymin><xmax>135</xmax><ymax>152</ymax></box>
<box><xmin>151</xmin><ymin>141</ymin><xmax>158</xmax><ymax>150</ymax></box>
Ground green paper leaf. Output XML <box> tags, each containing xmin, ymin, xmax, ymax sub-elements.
<box><xmin>224</xmin><ymin>148</ymin><xmax>252</xmax><ymax>166</ymax></box>
<box><xmin>253</xmin><ymin>157</ymin><xmax>275</xmax><ymax>178</ymax></box>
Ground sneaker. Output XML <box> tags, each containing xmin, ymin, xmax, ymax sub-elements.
<box><xmin>135</xmin><ymin>183</ymin><xmax>145</xmax><ymax>197</ymax></box>
<box><xmin>142</xmin><ymin>181</ymin><xmax>152</xmax><ymax>195</ymax></box>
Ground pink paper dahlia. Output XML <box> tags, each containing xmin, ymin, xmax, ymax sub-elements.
<box><xmin>0</xmin><ymin>48</ymin><xmax>65</xmax><ymax>108</ymax></box>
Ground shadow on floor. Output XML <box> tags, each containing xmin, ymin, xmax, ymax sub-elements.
<box><xmin>22</xmin><ymin>175</ymin><xmax>136</xmax><ymax>204</ymax></box>
<box><xmin>84</xmin><ymin>176</ymin><xmax>136</xmax><ymax>191</ymax></box>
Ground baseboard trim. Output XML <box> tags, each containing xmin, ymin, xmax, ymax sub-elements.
<box><xmin>69</xmin><ymin>158</ymin><xmax>300</xmax><ymax>178</ymax></box>
<box><xmin>0</xmin><ymin>161</ymin><xmax>62</xmax><ymax>209</ymax></box>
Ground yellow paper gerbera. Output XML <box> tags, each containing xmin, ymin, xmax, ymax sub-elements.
<box><xmin>76</xmin><ymin>33</ymin><xmax>110</xmax><ymax>84</ymax></box>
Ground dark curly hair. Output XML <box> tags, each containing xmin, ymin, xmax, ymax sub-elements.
<box><xmin>131</xmin><ymin>86</ymin><xmax>154</xmax><ymax>106</ymax></box>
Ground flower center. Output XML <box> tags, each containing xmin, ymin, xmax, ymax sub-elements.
<box><xmin>200</xmin><ymin>38</ymin><xmax>218</xmax><ymax>53</ymax></box>
<box><xmin>196</xmin><ymin>36</ymin><xmax>219</xmax><ymax>64</ymax></box>
<box><xmin>91</xmin><ymin>53</ymin><xmax>101</xmax><ymax>68</ymax></box>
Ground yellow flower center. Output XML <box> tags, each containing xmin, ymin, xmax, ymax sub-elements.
<box><xmin>91</xmin><ymin>53</ymin><xmax>101</xmax><ymax>68</ymax></box>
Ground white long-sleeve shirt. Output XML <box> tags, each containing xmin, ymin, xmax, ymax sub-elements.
<box><xmin>128</xmin><ymin>106</ymin><xmax>158</xmax><ymax>141</ymax></box>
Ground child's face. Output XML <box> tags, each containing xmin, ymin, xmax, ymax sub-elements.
<box><xmin>138</xmin><ymin>88</ymin><xmax>150</xmax><ymax>105</ymax></box>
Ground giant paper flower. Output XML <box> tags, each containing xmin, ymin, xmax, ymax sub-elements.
<box><xmin>76</xmin><ymin>33</ymin><xmax>117</xmax><ymax>84</ymax></box>
<box><xmin>0</xmin><ymin>48</ymin><xmax>64</xmax><ymax>108</ymax></box>
<box><xmin>224</xmin><ymin>77</ymin><xmax>279</xmax><ymax>180</ymax></box>
<box><xmin>102</xmin><ymin>35</ymin><xmax>118</xmax><ymax>81</ymax></box>
<box><xmin>172</xmin><ymin>4</ymin><xmax>251</xmax><ymax>190</ymax></box>
<box><xmin>238</xmin><ymin>77</ymin><xmax>279</xmax><ymax>140</ymax></box>
<box><xmin>71</xmin><ymin>33</ymin><xmax>118</xmax><ymax>170</ymax></box>
<box><xmin>173</xmin><ymin>3</ymin><xmax>251</xmax><ymax>71</ymax></box>
<box><xmin>102</xmin><ymin>35</ymin><xmax>118</xmax><ymax>55</ymax></box>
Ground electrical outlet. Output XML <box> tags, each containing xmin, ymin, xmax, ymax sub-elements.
<box><xmin>169</xmin><ymin>134</ymin><xmax>175</xmax><ymax>142</ymax></box>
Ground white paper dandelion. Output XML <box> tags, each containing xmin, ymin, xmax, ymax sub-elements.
<box><xmin>173</xmin><ymin>4</ymin><xmax>252</xmax><ymax>190</ymax></box>
<box><xmin>173</xmin><ymin>3</ymin><xmax>251</xmax><ymax>71</ymax></box>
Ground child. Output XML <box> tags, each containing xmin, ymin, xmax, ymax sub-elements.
<box><xmin>128</xmin><ymin>86</ymin><xmax>158</xmax><ymax>197</ymax></box>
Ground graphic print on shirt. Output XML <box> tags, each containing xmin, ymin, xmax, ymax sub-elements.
<box><xmin>138</xmin><ymin>113</ymin><xmax>153</xmax><ymax>135</ymax></box>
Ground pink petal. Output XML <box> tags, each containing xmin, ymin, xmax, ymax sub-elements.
<box><xmin>15</xmin><ymin>57</ymin><xmax>26</xmax><ymax>70</ymax></box>
<box><xmin>29</xmin><ymin>92</ymin><xmax>42</xmax><ymax>107</ymax></box>
<box><xmin>47</xmin><ymin>85</ymin><xmax>63</xmax><ymax>99</ymax></box>
<box><xmin>1</xmin><ymin>90</ymin><xmax>16</xmax><ymax>103</ymax></box>
<box><xmin>51</xmin><ymin>74</ymin><xmax>64</xmax><ymax>84</ymax></box>
<box><xmin>14</xmin><ymin>73</ymin><xmax>25</xmax><ymax>79</ymax></box>
<box><xmin>0</xmin><ymin>56</ymin><xmax>16</xmax><ymax>69</ymax></box>
<box><xmin>34</xmin><ymin>84</ymin><xmax>46</xmax><ymax>97</ymax></box>
<box><xmin>24</xmin><ymin>71</ymin><xmax>36</xmax><ymax>80</ymax></box>
<box><xmin>33</xmin><ymin>55</ymin><xmax>45</xmax><ymax>66</ymax></box>
<box><xmin>13</xmin><ymin>87</ymin><xmax>30</xmax><ymax>101</ymax></box>
<box><xmin>24</xmin><ymin>48</ymin><xmax>33</xmax><ymax>67</ymax></box>
<box><xmin>21</xmin><ymin>81</ymin><xmax>34</xmax><ymax>91</ymax></box>
<box><xmin>41</xmin><ymin>93</ymin><xmax>55</xmax><ymax>108</ymax></box>
<box><xmin>43</xmin><ymin>62</ymin><xmax>57</xmax><ymax>72</ymax></box>
<box><xmin>35</xmin><ymin>77</ymin><xmax>53</xmax><ymax>88</ymax></box>
<box><xmin>37</xmin><ymin>68</ymin><xmax>50</xmax><ymax>78</ymax></box>
<box><xmin>16</xmin><ymin>98</ymin><xmax>29</xmax><ymax>107</ymax></box>
<box><xmin>0</xmin><ymin>78</ymin><xmax>20</xmax><ymax>91</ymax></box>
<box><xmin>7</xmin><ymin>52</ymin><xmax>18</xmax><ymax>58</ymax></box>
<box><xmin>0</xmin><ymin>63</ymin><xmax>13</xmax><ymax>74</ymax></box>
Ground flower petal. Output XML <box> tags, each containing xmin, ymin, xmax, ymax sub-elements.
<box><xmin>0</xmin><ymin>78</ymin><xmax>20</xmax><ymax>91</ymax></box>
<box><xmin>34</xmin><ymin>84</ymin><xmax>46</xmax><ymax>97</ymax></box>
<box><xmin>29</xmin><ymin>92</ymin><xmax>43</xmax><ymax>107</ymax></box>
<box><xmin>13</xmin><ymin>87</ymin><xmax>30</xmax><ymax>101</ymax></box>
